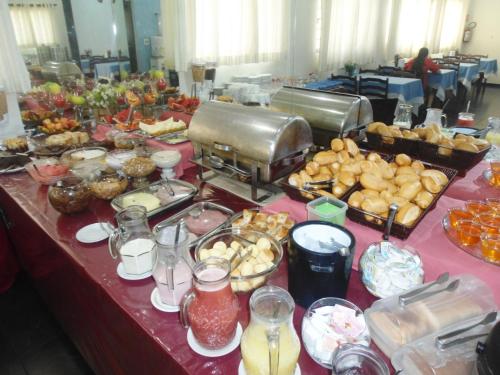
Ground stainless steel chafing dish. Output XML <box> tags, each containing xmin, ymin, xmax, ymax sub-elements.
<box><xmin>41</xmin><ymin>61</ymin><xmax>83</xmax><ymax>83</ymax></box>
<box><xmin>188</xmin><ymin>101</ymin><xmax>312</xmax><ymax>201</ymax></box>
<box><xmin>270</xmin><ymin>86</ymin><xmax>373</xmax><ymax>147</ymax></box>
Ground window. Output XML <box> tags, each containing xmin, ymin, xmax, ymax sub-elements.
<box><xmin>9</xmin><ymin>2</ymin><xmax>59</xmax><ymax>47</ymax></box>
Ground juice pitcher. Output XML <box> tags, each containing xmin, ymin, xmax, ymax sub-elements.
<box><xmin>393</xmin><ymin>104</ymin><xmax>413</xmax><ymax>129</ymax></box>
<box><xmin>241</xmin><ymin>286</ymin><xmax>301</xmax><ymax>375</ymax></box>
<box><xmin>108</xmin><ymin>205</ymin><xmax>155</xmax><ymax>275</ymax></box>
<box><xmin>180</xmin><ymin>258</ymin><xmax>239</xmax><ymax>349</ymax></box>
<box><xmin>153</xmin><ymin>224</ymin><xmax>193</xmax><ymax>307</ymax></box>
<box><xmin>423</xmin><ymin>108</ymin><xmax>447</xmax><ymax>128</ymax></box>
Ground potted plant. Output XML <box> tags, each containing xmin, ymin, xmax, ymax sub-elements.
<box><xmin>344</xmin><ymin>62</ymin><xmax>358</xmax><ymax>77</ymax></box>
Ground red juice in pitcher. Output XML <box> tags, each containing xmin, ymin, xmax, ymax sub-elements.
<box><xmin>181</xmin><ymin>259</ymin><xmax>239</xmax><ymax>349</ymax></box>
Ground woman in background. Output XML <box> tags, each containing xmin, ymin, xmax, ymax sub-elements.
<box><xmin>404</xmin><ymin>47</ymin><xmax>440</xmax><ymax>89</ymax></box>
<box><xmin>405</xmin><ymin>47</ymin><xmax>440</xmax><ymax>107</ymax></box>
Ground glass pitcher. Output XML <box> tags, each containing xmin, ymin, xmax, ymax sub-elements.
<box><xmin>241</xmin><ymin>286</ymin><xmax>301</xmax><ymax>375</ymax></box>
<box><xmin>332</xmin><ymin>344</ymin><xmax>389</xmax><ymax>375</ymax></box>
<box><xmin>393</xmin><ymin>104</ymin><xmax>413</xmax><ymax>129</ymax></box>
<box><xmin>153</xmin><ymin>224</ymin><xmax>193</xmax><ymax>307</ymax></box>
<box><xmin>423</xmin><ymin>108</ymin><xmax>447</xmax><ymax>128</ymax></box>
<box><xmin>108</xmin><ymin>205</ymin><xmax>155</xmax><ymax>275</ymax></box>
<box><xmin>180</xmin><ymin>258</ymin><xmax>239</xmax><ymax>349</ymax></box>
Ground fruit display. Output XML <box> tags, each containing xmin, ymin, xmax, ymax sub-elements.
<box><xmin>4</xmin><ymin>137</ymin><xmax>28</xmax><ymax>153</ymax></box>
<box><xmin>138</xmin><ymin>118</ymin><xmax>187</xmax><ymax>137</ymax></box>
<box><xmin>22</xmin><ymin>109</ymin><xmax>54</xmax><ymax>123</ymax></box>
<box><xmin>126</xmin><ymin>90</ymin><xmax>141</xmax><ymax>106</ymax></box>
<box><xmin>38</xmin><ymin>118</ymin><xmax>80</xmax><ymax>134</ymax></box>
<box><xmin>347</xmin><ymin>153</ymin><xmax>450</xmax><ymax>227</ymax></box>
<box><xmin>167</xmin><ymin>94</ymin><xmax>200</xmax><ymax>113</ymax></box>
<box><xmin>25</xmin><ymin>158</ymin><xmax>69</xmax><ymax>185</ymax></box>
<box><xmin>367</xmin><ymin>122</ymin><xmax>490</xmax><ymax>153</ymax></box>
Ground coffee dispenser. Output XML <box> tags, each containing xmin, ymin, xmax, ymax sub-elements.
<box><xmin>287</xmin><ymin>221</ymin><xmax>356</xmax><ymax>308</ymax></box>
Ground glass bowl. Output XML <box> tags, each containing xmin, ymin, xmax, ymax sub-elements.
<box><xmin>89</xmin><ymin>172</ymin><xmax>128</xmax><ymax>200</ymax></box>
<box><xmin>302</xmin><ymin>297</ymin><xmax>371</xmax><ymax>369</ymax></box>
<box><xmin>48</xmin><ymin>176</ymin><xmax>92</xmax><ymax>214</ymax></box>
<box><xmin>60</xmin><ymin>146</ymin><xmax>107</xmax><ymax>167</ymax></box>
<box><xmin>25</xmin><ymin>158</ymin><xmax>69</xmax><ymax>185</ymax></box>
<box><xmin>194</xmin><ymin>227</ymin><xmax>283</xmax><ymax>293</ymax></box>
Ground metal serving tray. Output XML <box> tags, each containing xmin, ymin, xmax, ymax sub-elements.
<box><xmin>152</xmin><ymin>202</ymin><xmax>234</xmax><ymax>248</ymax></box>
<box><xmin>111</xmin><ymin>179</ymin><xmax>197</xmax><ymax>217</ymax></box>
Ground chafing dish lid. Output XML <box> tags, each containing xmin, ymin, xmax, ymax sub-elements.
<box><xmin>188</xmin><ymin>101</ymin><xmax>312</xmax><ymax>163</ymax></box>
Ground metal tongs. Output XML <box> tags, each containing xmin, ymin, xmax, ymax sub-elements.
<box><xmin>399</xmin><ymin>272</ymin><xmax>460</xmax><ymax>307</ymax></box>
<box><xmin>161</xmin><ymin>177</ymin><xmax>176</xmax><ymax>197</ymax></box>
<box><xmin>303</xmin><ymin>178</ymin><xmax>336</xmax><ymax>191</ymax></box>
<box><xmin>435</xmin><ymin>311</ymin><xmax>497</xmax><ymax>349</ymax></box>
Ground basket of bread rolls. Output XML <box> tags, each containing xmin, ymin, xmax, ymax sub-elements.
<box><xmin>282</xmin><ymin>138</ymin><xmax>391</xmax><ymax>203</ymax></box>
<box><xmin>367</xmin><ymin>122</ymin><xmax>491</xmax><ymax>175</ymax></box>
<box><xmin>366</xmin><ymin>121</ymin><xmax>421</xmax><ymax>156</ymax></box>
<box><xmin>346</xmin><ymin>153</ymin><xmax>458</xmax><ymax>239</ymax></box>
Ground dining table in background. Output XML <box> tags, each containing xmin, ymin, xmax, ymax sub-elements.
<box><xmin>479</xmin><ymin>58</ymin><xmax>498</xmax><ymax>77</ymax></box>
<box><xmin>458</xmin><ymin>62</ymin><xmax>480</xmax><ymax>89</ymax></box>
<box><xmin>428</xmin><ymin>69</ymin><xmax>458</xmax><ymax>101</ymax></box>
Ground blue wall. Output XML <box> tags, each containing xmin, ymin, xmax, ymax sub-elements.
<box><xmin>131</xmin><ymin>0</ymin><xmax>161</xmax><ymax>73</ymax></box>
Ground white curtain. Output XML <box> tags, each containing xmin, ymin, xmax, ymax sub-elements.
<box><xmin>0</xmin><ymin>1</ymin><xmax>31</xmax><ymax>92</ymax></box>
<box><xmin>318</xmin><ymin>0</ymin><xmax>392</xmax><ymax>73</ymax></box>
<box><xmin>161</xmin><ymin>0</ymin><xmax>290</xmax><ymax>71</ymax></box>
<box><xmin>8</xmin><ymin>0</ymin><xmax>67</xmax><ymax>48</ymax></box>
<box><xmin>386</xmin><ymin>0</ymin><xmax>470</xmax><ymax>58</ymax></box>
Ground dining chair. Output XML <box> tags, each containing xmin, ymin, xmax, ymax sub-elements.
<box><xmin>358</xmin><ymin>76</ymin><xmax>389</xmax><ymax>99</ymax></box>
<box><xmin>378</xmin><ymin>65</ymin><xmax>401</xmax><ymax>75</ymax></box>
<box><xmin>390</xmin><ymin>71</ymin><xmax>417</xmax><ymax>78</ymax></box>
<box><xmin>359</xmin><ymin>68</ymin><xmax>379</xmax><ymax>75</ymax></box>
<box><xmin>329</xmin><ymin>75</ymin><xmax>358</xmax><ymax>94</ymax></box>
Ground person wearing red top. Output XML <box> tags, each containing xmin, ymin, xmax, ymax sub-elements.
<box><xmin>404</xmin><ymin>47</ymin><xmax>440</xmax><ymax>88</ymax></box>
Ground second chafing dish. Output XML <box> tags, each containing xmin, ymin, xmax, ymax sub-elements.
<box><xmin>188</xmin><ymin>101</ymin><xmax>313</xmax><ymax>201</ymax></box>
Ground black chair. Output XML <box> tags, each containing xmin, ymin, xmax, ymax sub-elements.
<box><xmin>359</xmin><ymin>68</ymin><xmax>379</xmax><ymax>75</ymax></box>
<box><xmin>329</xmin><ymin>74</ymin><xmax>357</xmax><ymax>94</ymax></box>
<box><xmin>378</xmin><ymin>65</ymin><xmax>401</xmax><ymax>75</ymax></box>
<box><xmin>358</xmin><ymin>76</ymin><xmax>389</xmax><ymax>99</ymax></box>
<box><xmin>390</xmin><ymin>70</ymin><xmax>417</xmax><ymax>78</ymax></box>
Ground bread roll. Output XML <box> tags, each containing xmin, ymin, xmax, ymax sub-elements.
<box><xmin>305</xmin><ymin>161</ymin><xmax>320</xmax><ymax>175</ymax></box>
<box><xmin>360</xmin><ymin>173</ymin><xmax>387</xmax><ymax>191</ymax></box>
<box><xmin>312</xmin><ymin>173</ymin><xmax>332</xmax><ymax>182</ymax></box>
<box><xmin>354</xmin><ymin>154</ymin><xmax>365</xmax><ymax>161</ymax></box>
<box><xmin>388</xmin><ymin>126</ymin><xmax>403</xmax><ymax>138</ymax></box>
<box><xmin>394</xmin><ymin>173</ymin><xmax>420</xmax><ymax>186</ymax></box>
<box><xmin>421</xmin><ymin>176</ymin><xmax>443</xmax><ymax>194</ymax></box>
<box><xmin>425</xmin><ymin>128</ymin><xmax>441</xmax><ymax>144</ymax></box>
<box><xmin>332</xmin><ymin>183</ymin><xmax>348</xmax><ymax>198</ymax></box>
<box><xmin>414</xmin><ymin>127</ymin><xmax>427</xmax><ymax>139</ymax></box>
<box><xmin>331</xmin><ymin>138</ymin><xmax>344</xmax><ymax>152</ymax></box>
<box><xmin>367</xmin><ymin>122</ymin><xmax>385</xmax><ymax>133</ymax></box>
<box><xmin>319</xmin><ymin>166</ymin><xmax>332</xmax><ymax>176</ymax></box>
<box><xmin>455</xmin><ymin>133</ymin><xmax>467</xmax><ymax>140</ymax></box>
<box><xmin>402</xmin><ymin>130</ymin><xmax>419</xmax><ymax>140</ymax></box>
<box><xmin>339</xmin><ymin>171</ymin><xmax>356</xmax><ymax>187</ymax></box>
<box><xmin>472</xmin><ymin>138</ymin><xmax>490</xmax><ymax>150</ymax></box>
<box><xmin>343</xmin><ymin>138</ymin><xmax>359</xmax><ymax>156</ymax></box>
<box><xmin>299</xmin><ymin>170</ymin><xmax>313</xmax><ymax>184</ymax></box>
<box><xmin>329</xmin><ymin>162</ymin><xmax>341</xmax><ymax>174</ymax></box>
<box><xmin>377</xmin><ymin>159</ymin><xmax>395</xmax><ymax>179</ymax></box>
<box><xmin>414</xmin><ymin>190</ymin><xmax>434</xmax><ymax>209</ymax></box>
<box><xmin>367</xmin><ymin>152</ymin><xmax>382</xmax><ymax>162</ymax></box>
<box><xmin>300</xmin><ymin>191</ymin><xmax>315</xmax><ymax>200</ymax></box>
<box><xmin>396</xmin><ymin>166</ymin><xmax>418</xmax><ymax>176</ymax></box>
<box><xmin>398</xmin><ymin>181</ymin><xmax>422</xmax><ymax>201</ymax></box>
<box><xmin>379</xmin><ymin>190</ymin><xmax>393</xmax><ymax>204</ymax></box>
<box><xmin>361</xmin><ymin>197</ymin><xmax>389</xmax><ymax>214</ymax></box>
<box><xmin>379</xmin><ymin>126</ymin><xmax>395</xmax><ymax>144</ymax></box>
<box><xmin>361</xmin><ymin>189</ymin><xmax>380</xmax><ymax>198</ymax></box>
<box><xmin>420</xmin><ymin>169</ymin><xmax>448</xmax><ymax>186</ymax></box>
<box><xmin>340</xmin><ymin>161</ymin><xmax>362</xmax><ymax>175</ymax></box>
<box><xmin>317</xmin><ymin>189</ymin><xmax>336</xmax><ymax>199</ymax></box>
<box><xmin>388</xmin><ymin>162</ymin><xmax>399</xmax><ymax>175</ymax></box>
<box><xmin>438</xmin><ymin>138</ymin><xmax>454</xmax><ymax>156</ymax></box>
<box><xmin>395</xmin><ymin>154</ymin><xmax>412</xmax><ymax>166</ymax></box>
<box><xmin>385</xmin><ymin>182</ymin><xmax>398</xmax><ymax>194</ymax></box>
<box><xmin>313</xmin><ymin>151</ymin><xmax>337</xmax><ymax>165</ymax></box>
<box><xmin>288</xmin><ymin>173</ymin><xmax>303</xmax><ymax>188</ymax></box>
<box><xmin>395</xmin><ymin>203</ymin><xmax>421</xmax><ymax>226</ymax></box>
<box><xmin>348</xmin><ymin>191</ymin><xmax>365</xmax><ymax>208</ymax></box>
<box><xmin>390</xmin><ymin>196</ymin><xmax>409</xmax><ymax>207</ymax></box>
<box><xmin>455</xmin><ymin>142</ymin><xmax>479</xmax><ymax>153</ymax></box>
<box><xmin>337</xmin><ymin>150</ymin><xmax>351</xmax><ymax>163</ymax></box>
<box><xmin>411</xmin><ymin>160</ymin><xmax>425</xmax><ymax>173</ymax></box>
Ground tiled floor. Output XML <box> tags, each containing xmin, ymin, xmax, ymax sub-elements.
<box><xmin>0</xmin><ymin>274</ymin><xmax>93</xmax><ymax>375</ymax></box>
<box><xmin>0</xmin><ymin>86</ymin><xmax>499</xmax><ymax>375</ymax></box>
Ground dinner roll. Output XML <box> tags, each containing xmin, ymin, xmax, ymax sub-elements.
<box><xmin>395</xmin><ymin>203</ymin><xmax>421</xmax><ymax>226</ymax></box>
<box><xmin>331</xmin><ymin>138</ymin><xmax>344</xmax><ymax>152</ymax></box>
<box><xmin>395</xmin><ymin>154</ymin><xmax>412</xmax><ymax>166</ymax></box>
<box><xmin>361</xmin><ymin>197</ymin><xmax>389</xmax><ymax>214</ymax></box>
<box><xmin>348</xmin><ymin>191</ymin><xmax>365</xmax><ymax>208</ymax></box>
<box><xmin>360</xmin><ymin>173</ymin><xmax>387</xmax><ymax>192</ymax></box>
<box><xmin>305</xmin><ymin>161</ymin><xmax>320</xmax><ymax>175</ymax></box>
<box><xmin>343</xmin><ymin>138</ymin><xmax>359</xmax><ymax>156</ymax></box>
<box><xmin>398</xmin><ymin>181</ymin><xmax>422</xmax><ymax>201</ymax></box>
<box><xmin>414</xmin><ymin>190</ymin><xmax>434</xmax><ymax>209</ymax></box>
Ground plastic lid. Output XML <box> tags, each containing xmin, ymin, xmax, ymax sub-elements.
<box><xmin>365</xmin><ymin>274</ymin><xmax>497</xmax><ymax>357</ymax></box>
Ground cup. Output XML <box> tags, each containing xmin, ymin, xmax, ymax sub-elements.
<box><xmin>456</xmin><ymin>220</ymin><xmax>482</xmax><ymax>246</ymax></box>
<box><xmin>486</xmin><ymin>198</ymin><xmax>500</xmax><ymax>213</ymax></box>
<box><xmin>331</xmin><ymin>344</ymin><xmax>389</xmax><ymax>375</ymax></box>
<box><xmin>490</xmin><ymin>160</ymin><xmax>500</xmax><ymax>187</ymax></box>
<box><xmin>475</xmin><ymin>214</ymin><xmax>500</xmax><ymax>235</ymax></box>
<box><xmin>481</xmin><ymin>232</ymin><xmax>500</xmax><ymax>263</ymax></box>
<box><xmin>448</xmin><ymin>207</ymin><xmax>473</xmax><ymax>229</ymax></box>
<box><xmin>465</xmin><ymin>200</ymin><xmax>492</xmax><ymax>216</ymax></box>
<box><xmin>457</xmin><ymin>112</ymin><xmax>475</xmax><ymax>127</ymax></box>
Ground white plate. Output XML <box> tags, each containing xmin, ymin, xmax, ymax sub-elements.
<box><xmin>187</xmin><ymin>322</ymin><xmax>242</xmax><ymax>357</ymax></box>
<box><xmin>238</xmin><ymin>360</ymin><xmax>301</xmax><ymax>375</ymax></box>
<box><xmin>76</xmin><ymin>222</ymin><xmax>114</xmax><ymax>243</ymax></box>
<box><xmin>150</xmin><ymin>287</ymin><xmax>180</xmax><ymax>312</ymax></box>
<box><xmin>116</xmin><ymin>262</ymin><xmax>152</xmax><ymax>281</ymax></box>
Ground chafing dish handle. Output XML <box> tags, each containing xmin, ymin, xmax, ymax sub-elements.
<box><xmin>213</xmin><ymin>142</ymin><xmax>233</xmax><ymax>152</ymax></box>
<box><xmin>282</xmin><ymin>151</ymin><xmax>307</xmax><ymax>166</ymax></box>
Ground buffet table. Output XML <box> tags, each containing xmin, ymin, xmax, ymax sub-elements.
<box><xmin>0</xmin><ymin>158</ymin><xmax>498</xmax><ymax>374</ymax></box>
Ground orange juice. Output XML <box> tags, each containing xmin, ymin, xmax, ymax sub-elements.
<box><xmin>457</xmin><ymin>220</ymin><xmax>482</xmax><ymax>246</ymax></box>
<box><xmin>465</xmin><ymin>201</ymin><xmax>492</xmax><ymax>216</ymax></box>
<box><xmin>481</xmin><ymin>233</ymin><xmax>500</xmax><ymax>263</ymax></box>
<box><xmin>491</xmin><ymin>161</ymin><xmax>500</xmax><ymax>187</ymax></box>
<box><xmin>486</xmin><ymin>198</ymin><xmax>500</xmax><ymax>213</ymax></box>
<box><xmin>448</xmin><ymin>208</ymin><xmax>473</xmax><ymax>229</ymax></box>
<box><xmin>475</xmin><ymin>214</ymin><xmax>500</xmax><ymax>235</ymax></box>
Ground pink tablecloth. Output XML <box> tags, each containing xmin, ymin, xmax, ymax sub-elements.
<box><xmin>265</xmin><ymin>193</ymin><xmax>500</xmax><ymax>305</ymax></box>
<box><xmin>444</xmin><ymin>161</ymin><xmax>498</xmax><ymax>201</ymax></box>
<box><xmin>92</xmin><ymin>124</ymin><xmax>195</xmax><ymax>178</ymax></box>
